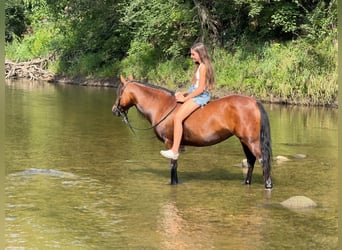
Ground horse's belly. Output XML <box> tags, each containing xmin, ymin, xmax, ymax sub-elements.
<box><xmin>183</xmin><ymin>128</ymin><xmax>233</xmax><ymax>147</ymax></box>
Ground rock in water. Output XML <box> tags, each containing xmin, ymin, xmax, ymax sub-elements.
<box><xmin>274</xmin><ymin>155</ymin><xmax>290</xmax><ymax>162</ymax></box>
<box><xmin>18</xmin><ymin>168</ymin><xmax>77</xmax><ymax>179</ymax></box>
<box><xmin>280</xmin><ymin>196</ymin><xmax>317</xmax><ymax>209</ymax></box>
<box><xmin>294</xmin><ymin>154</ymin><xmax>306</xmax><ymax>159</ymax></box>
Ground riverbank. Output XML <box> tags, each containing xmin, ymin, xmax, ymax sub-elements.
<box><xmin>5</xmin><ymin>59</ymin><xmax>338</xmax><ymax>107</ymax></box>
<box><xmin>6</xmin><ymin>37</ymin><xmax>337</xmax><ymax>108</ymax></box>
<box><xmin>50</xmin><ymin>74</ymin><xmax>338</xmax><ymax>107</ymax></box>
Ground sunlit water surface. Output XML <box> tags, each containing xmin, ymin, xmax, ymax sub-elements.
<box><xmin>5</xmin><ymin>80</ymin><xmax>337</xmax><ymax>249</ymax></box>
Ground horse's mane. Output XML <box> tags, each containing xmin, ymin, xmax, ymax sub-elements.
<box><xmin>132</xmin><ymin>80</ymin><xmax>175</xmax><ymax>96</ymax></box>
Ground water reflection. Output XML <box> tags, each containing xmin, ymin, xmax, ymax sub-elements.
<box><xmin>5</xmin><ymin>80</ymin><xmax>337</xmax><ymax>249</ymax></box>
<box><xmin>157</xmin><ymin>185</ymin><xmax>277</xmax><ymax>249</ymax></box>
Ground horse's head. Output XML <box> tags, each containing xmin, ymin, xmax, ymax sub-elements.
<box><xmin>112</xmin><ymin>75</ymin><xmax>134</xmax><ymax>117</ymax></box>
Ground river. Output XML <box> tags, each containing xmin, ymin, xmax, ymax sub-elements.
<box><xmin>5</xmin><ymin>80</ymin><xmax>337</xmax><ymax>249</ymax></box>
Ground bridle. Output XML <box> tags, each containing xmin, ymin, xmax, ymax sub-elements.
<box><xmin>115</xmin><ymin>82</ymin><xmax>130</xmax><ymax>118</ymax></box>
<box><xmin>115</xmin><ymin>81</ymin><xmax>178</xmax><ymax>133</ymax></box>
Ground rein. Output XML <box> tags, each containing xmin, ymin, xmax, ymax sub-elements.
<box><xmin>122</xmin><ymin>104</ymin><xmax>177</xmax><ymax>133</ymax></box>
<box><xmin>116</xmin><ymin>81</ymin><xmax>178</xmax><ymax>134</ymax></box>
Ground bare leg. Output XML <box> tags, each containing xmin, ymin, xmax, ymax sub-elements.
<box><xmin>171</xmin><ymin>100</ymin><xmax>199</xmax><ymax>154</ymax></box>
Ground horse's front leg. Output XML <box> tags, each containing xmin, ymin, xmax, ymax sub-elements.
<box><xmin>242</xmin><ymin>144</ymin><xmax>256</xmax><ymax>185</ymax></box>
<box><xmin>170</xmin><ymin>159</ymin><xmax>178</xmax><ymax>185</ymax></box>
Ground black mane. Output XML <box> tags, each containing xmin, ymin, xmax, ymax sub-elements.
<box><xmin>132</xmin><ymin>80</ymin><xmax>175</xmax><ymax>96</ymax></box>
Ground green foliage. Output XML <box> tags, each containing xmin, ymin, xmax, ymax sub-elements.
<box><xmin>4</xmin><ymin>0</ymin><xmax>337</xmax><ymax>105</ymax></box>
<box><xmin>120</xmin><ymin>41</ymin><xmax>160</xmax><ymax>79</ymax></box>
<box><xmin>146</xmin><ymin>58</ymin><xmax>193</xmax><ymax>89</ymax></box>
<box><xmin>270</xmin><ymin>3</ymin><xmax>300</xmax><ymax>34</ymax></box>
<box><xmin>210</xmin><ymin>38</ymin><xmax>337</xmax><ymax>105</ymax></box>
<box><xmin>119</xmin><ymin>0</ymin><xmax>198</xmax><ymax>58</ymax></box>
<box><xmin>211</xmin><ymin>0</ymin><xmax>337</xmax><ymax>44</ymax></box>
<box><xmin>301</xmin><ymin>0</ymin><xmax>337</xmax><ymax>42</ymax></box>
<box><xmin>71</xmin><ymin>53</ymin><xmax>103</xmax><ymax>75</ymax></box>
<box><xmin>22</xmin><ymin>0</ymin><xmax>51</xmax><ymax>23</ymax></box>
<box><xmin>21</xmin><ymin>0</ymin><xmax>127</xmax><ymax>74</ymax></box>
<box><xmin>5</xmin><ymin>23</ymin><xmax>59</xmax><ymax>61</ymax></box>
<box><xmin>5</xmin><ymin>0</ymin><xmax>30</xmax><ymax>42</ymax></box>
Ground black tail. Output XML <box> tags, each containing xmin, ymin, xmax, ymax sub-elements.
<box><xmin>257</xmin><ymin>102</ymin><xmax>272</xmax><ymax>186</ymax></box>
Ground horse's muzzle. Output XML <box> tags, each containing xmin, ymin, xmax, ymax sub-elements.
<box><xmin>112</xmin><ymin>106</ymin><xmax>121</xmax><ymax>116</ymax></box>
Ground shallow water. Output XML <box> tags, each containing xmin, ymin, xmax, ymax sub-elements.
<box><xmin>5</xmin><ymin>80</ymin><xmax>337</xmax><ymax>249</ymax></box>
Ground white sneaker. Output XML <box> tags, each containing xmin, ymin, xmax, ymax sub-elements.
<box><xmin>160</xmin><ymin>149</ymin><xmax>179</xmax><ymax>160</ymax></box>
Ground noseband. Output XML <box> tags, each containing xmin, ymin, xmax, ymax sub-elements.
<box><xmin>115</xmin><ymin>81</ymin><xmax>178</xmax><ymax>132</ymax></box>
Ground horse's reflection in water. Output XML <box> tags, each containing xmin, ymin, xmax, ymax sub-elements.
<box><xmin>156</xmin><ymin>188</ymin><xmax>270</xmax><ymax>249</ymax></box>
<box><xmin>158</xmin><ymin>201</ymin><xmax>192</xmax><ymax>249</ymax></box>
<box><xmin>112</xmin><ymin>76</ymin><xmax>273</xmax><ymax>189</ymax></box>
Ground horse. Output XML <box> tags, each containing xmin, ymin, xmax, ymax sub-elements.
<box><xmin>112</xmin><ymin>76</ymin><xmax>273</xmax><ymax>189</ymax></box>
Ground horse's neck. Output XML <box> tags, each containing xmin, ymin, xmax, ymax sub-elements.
<box><xmin>134</xmin><ymin>86</ymin><xmax>175</xmax><ymax>124</ymax></box>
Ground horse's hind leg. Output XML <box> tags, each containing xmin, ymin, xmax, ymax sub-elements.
<box><xmin>170</xmin><ymin>159</ymin><xmax>178</xmax><ymax>185</ymax></box>
<box><xmin>241</xmin><ymin>143</ymin><xmax>256</xmax><ymax>185</ymax></box>
<box><xmin>262</xmin><ymin>160</ymin><xmax>272</xmax><ymax>189</ymax></box>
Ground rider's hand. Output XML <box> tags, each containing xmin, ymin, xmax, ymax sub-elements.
<box><xmin>175</xmin><ymin>92</ymin><xmax>185</xmax><ymax>103</ymax></box>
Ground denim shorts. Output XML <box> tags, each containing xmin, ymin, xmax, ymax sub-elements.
<box><xmin>188</xmin><ymin>86</ymin><xmax>210</xmax><ymax>107</ymax></box>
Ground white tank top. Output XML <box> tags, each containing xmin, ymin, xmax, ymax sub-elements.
<box><xmin>194</xmin><ymin>64</ymin><xmax>202</xmax><ymax>88</ymax></box>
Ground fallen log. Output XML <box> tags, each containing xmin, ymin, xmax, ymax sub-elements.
<box><xmin>5</xmin><ymin>55</ymin><xmax>55</xmax><ymax>81</ymax></box>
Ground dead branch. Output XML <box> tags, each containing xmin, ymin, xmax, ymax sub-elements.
<box><xmin>5</xmin><ymin>55</ymin><xmax>55</xmax><ymax>81</ymax></box>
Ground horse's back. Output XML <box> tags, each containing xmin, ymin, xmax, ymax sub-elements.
<box><xmin>183</xmin><ymin>94</ymin><xmax>261</xmax><ymax>144</ymax></box>
<box><xmin>194</xmin><ymin>94</ymin><xmax>259</xmax><ymax>120</ymax></box>
<box><xmin>212</xmin><ymin>94</ymin><xmax>260</xmax><ymax>128</ymax></box>
<box><xmin>211</xmin><ymin>94</ymin><xmax>258</xmax><ymax>106</ymax></box>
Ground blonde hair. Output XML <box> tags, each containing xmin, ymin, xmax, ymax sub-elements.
<box><xmin>191</xmin><ymin>42</ymin><xmax>215</xmax><ymax>90</ymax></box>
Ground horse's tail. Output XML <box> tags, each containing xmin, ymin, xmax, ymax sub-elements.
<box><xmin>257</xmin><ymin>102</ymin><xmax>272</xmax><ymax>181</ymax></box>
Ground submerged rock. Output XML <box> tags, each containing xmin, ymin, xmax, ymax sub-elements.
<box><xmin>273</xmin><ymin>155</ymin><xmax>290</xmax><ymax>162</ymax></box>
<box><xmin>15</xmin><ymin>168</ymin><xmax>78</xmax><ymax>179</ymax></box>
<box><xmin>280</xmin><ymin>196</ymin><xmax>317</xmax><ymax>209</ymax></box>
<box><xmin>294</xmin><ymin>154</ymin><xmax>307</xmax><ymax>159</ymax></box>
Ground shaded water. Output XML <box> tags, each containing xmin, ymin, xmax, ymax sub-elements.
<box><xmin>5</xmin><ymin>80</ymin><xmax>337</xmax><ymax>249</ymax></box>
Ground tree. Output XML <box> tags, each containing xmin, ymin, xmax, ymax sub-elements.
<box><xmin>5</xmin><ymin>0</ymin><xmax>30</xmax><ymax>42</ymax></box>
<box><xmin>120</xmin><ymin>0</ymin><xmax>198</xmax><ymax>58</ymax></box>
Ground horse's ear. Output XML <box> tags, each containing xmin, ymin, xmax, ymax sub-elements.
<box><xmin>120</xmin><ymin>75</ymin><xmax>127</xmax><ymax>85</ymax></box>
<box><xmin>128</xmin><ymin>75</ymin><xmax>133</xmax><ymax>81</ymax></box>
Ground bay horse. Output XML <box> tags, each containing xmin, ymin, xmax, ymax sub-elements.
<box><xmin>112</xmin><ymin>76</ymin><xmax>273</xmax><ymax>189</ymax></box>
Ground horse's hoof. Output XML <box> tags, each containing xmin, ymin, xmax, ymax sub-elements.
<box><xmin>265</xmin><ymin>183</ymin><xmax>273</xmax><ymax>189</ymax></box>
<box><xmin>244</xmin><ymin>180</ymin><xmax>251</xmax><ymax>185</ymax></box>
